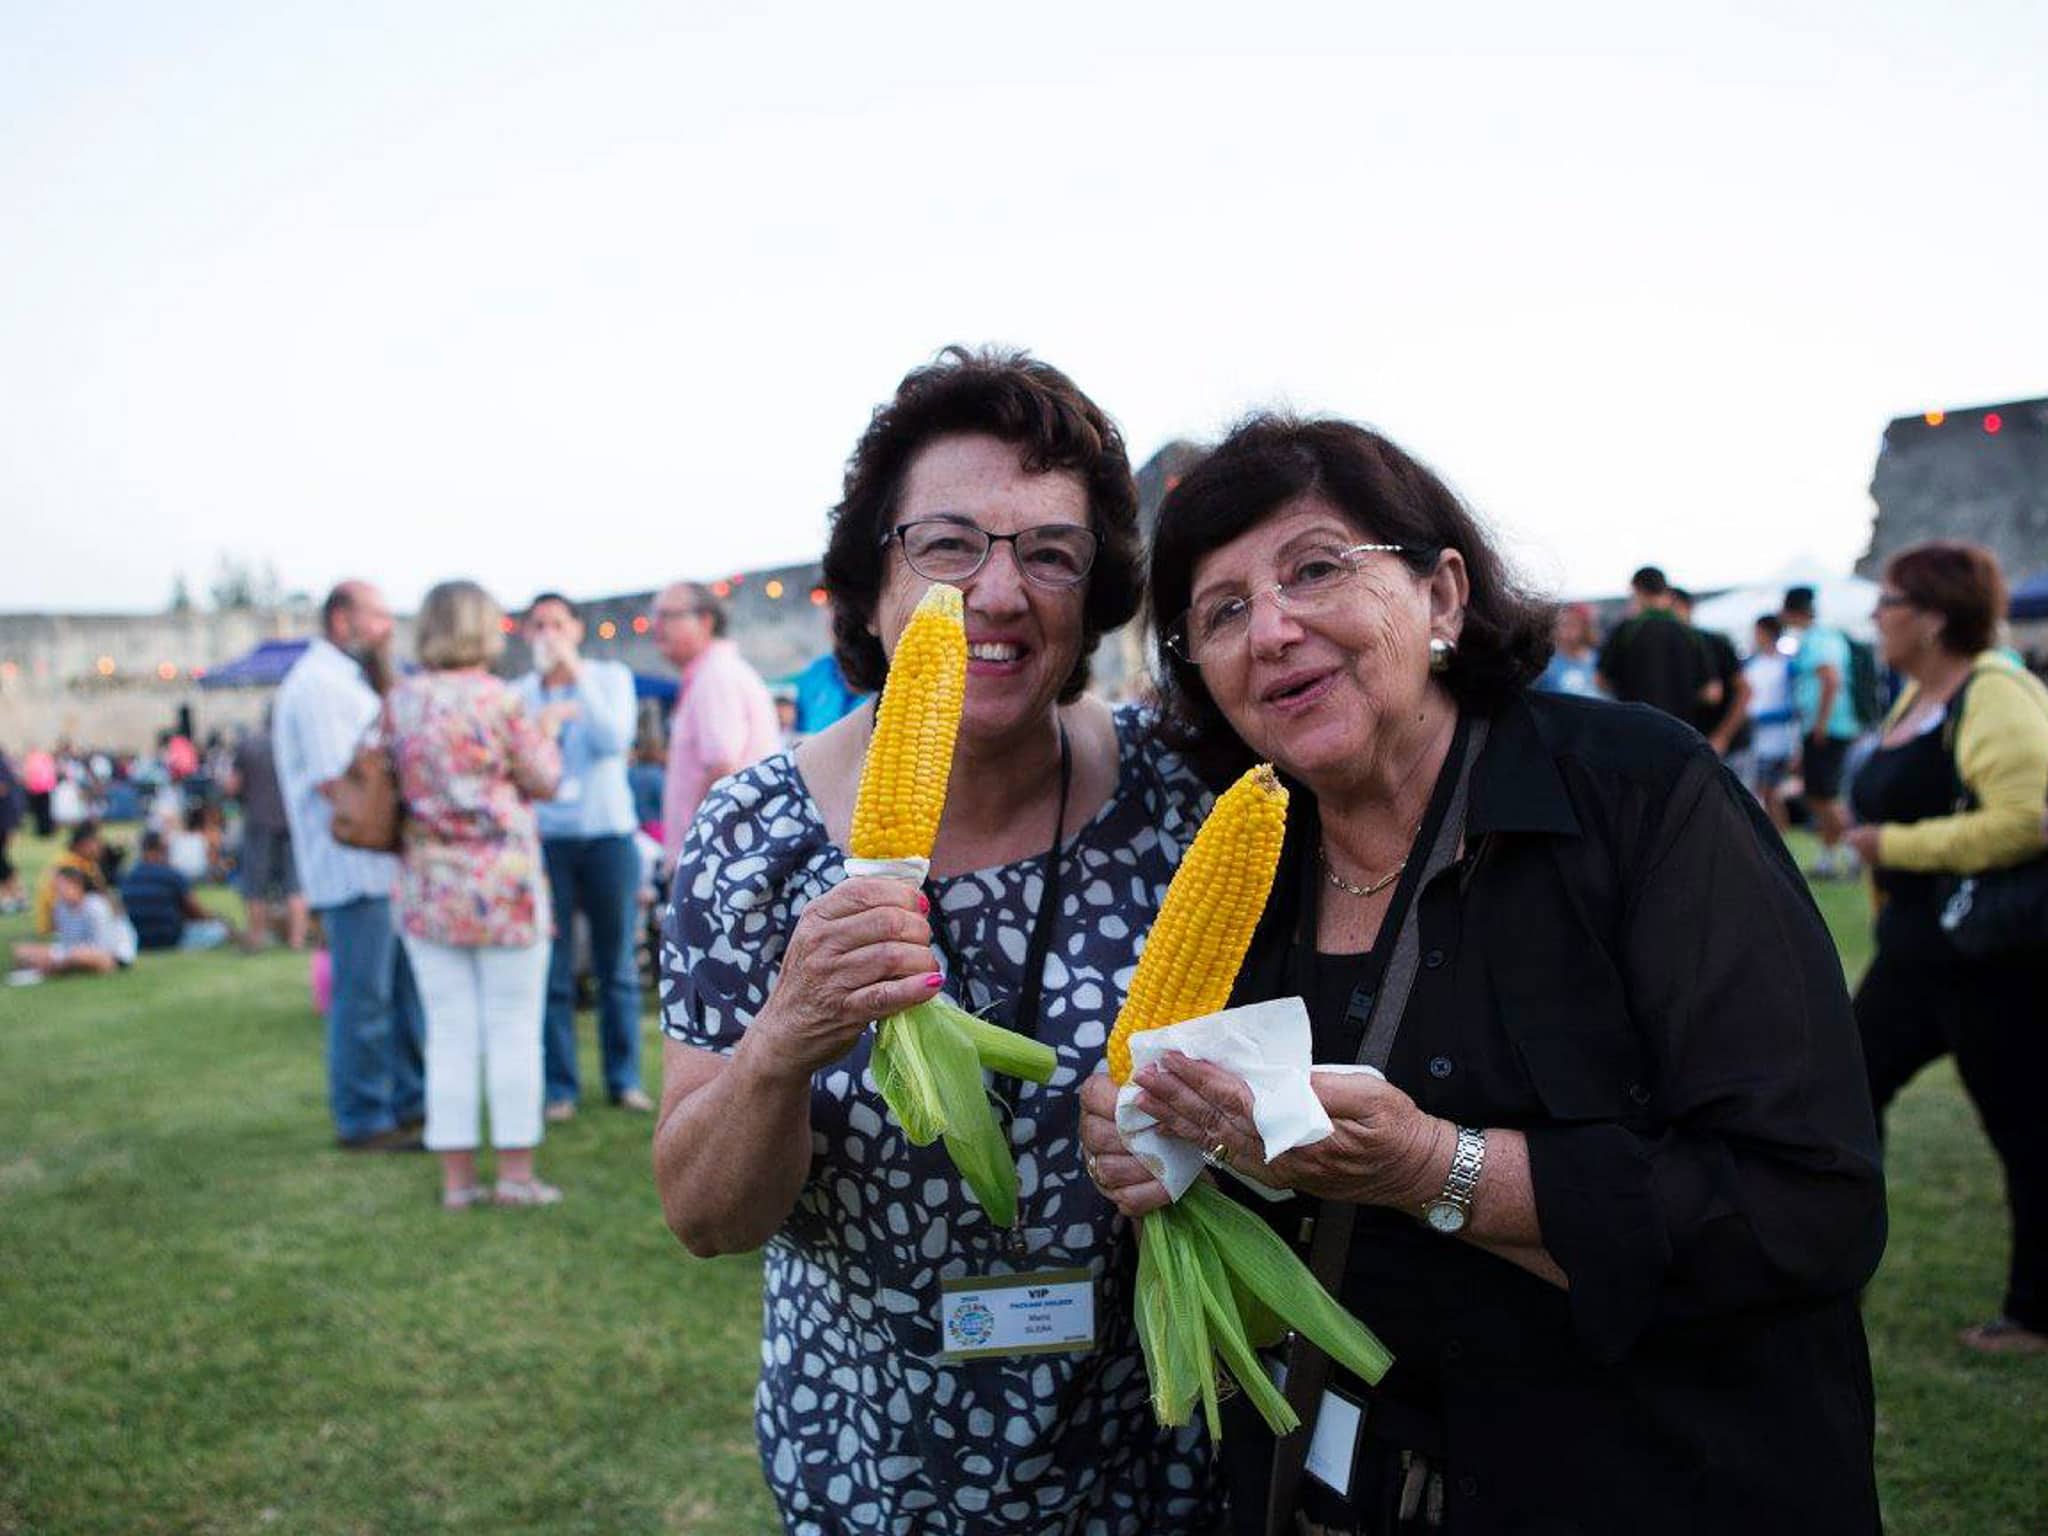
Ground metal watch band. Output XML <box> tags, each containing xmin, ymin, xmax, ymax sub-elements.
<box><xmin>1438</xmin><ymin>1125</ymin><xmax>1486</xmax><ymax>1214</ymax></box>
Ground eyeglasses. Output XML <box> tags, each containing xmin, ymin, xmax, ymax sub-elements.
<box><xmin>879</xmin><ymin>517</ymin><xmax>1098</xmax><ymax>590</ymax></box>
<box><xmin>1165</xmin><ymin>543</ymin><xmax>1407</xmax><ymax>666</ymax></box>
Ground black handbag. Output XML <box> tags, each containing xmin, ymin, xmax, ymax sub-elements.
<box><xmin>1934</xmin><ymin>674</ymin><xmax>2048</xmax><ymax>959</ymax></box>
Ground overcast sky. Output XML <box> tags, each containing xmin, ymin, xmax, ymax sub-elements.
<box><xmin>5</xmin><ymin>0</ymin><xmax>2043</xmax><ymax>614</ymax></box>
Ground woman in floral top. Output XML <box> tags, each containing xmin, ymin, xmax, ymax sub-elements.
<box><xmin>389</xmin><ymin>580</ymin><xmax>565</xmax><ymax>1209</ymax></box>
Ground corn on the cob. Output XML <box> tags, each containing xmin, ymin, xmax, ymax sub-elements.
<box><xmin>849</xmin><ymin>579</ymin><xmax>1054</xmax><ymax>1225</ymax></box>
<box><xmin>851</xmin><ymin>583</ymin><xmax>967</xmax><ymax>861</ymax></box>
<box><xmin>1106</xmin><ymin>761</ymin><xmax>1391</xmax><ymax>1438</ymax></box>
<box><xmin>1107</xmin><ymin>763</ymin><xmax>1287</xmax><ymax>1083</ymax></box>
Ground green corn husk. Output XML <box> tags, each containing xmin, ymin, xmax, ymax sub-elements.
<box><xmin>1132</xmin><ymin>1179</ymin><xmax>1394</xmax><ymax>1440</ymax></box>
<box><xmin>870</xmin><ymin>995</ymin><xmax>1056</xmax><ymax>1225</ymax></box>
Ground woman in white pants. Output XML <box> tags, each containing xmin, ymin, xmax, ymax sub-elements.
<box><xmin>389</xmin><ymin>580</ymin><xmax>566</xmax><ymax>1208</ymax></box>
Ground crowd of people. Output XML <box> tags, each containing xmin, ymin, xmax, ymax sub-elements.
<box><xmin>5</xmin><ymin>345</ymin><xmax>2044</xmax><ymax>1534</ymax></box>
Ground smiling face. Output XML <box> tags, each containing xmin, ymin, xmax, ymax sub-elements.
<box><xmin>874</xmin><ymin>433</ymin><xmax>1091</xmax><ymax>749</ymax></box>
<box><xmin>1185</xmin><ymin>494</ymin><xmax>1465</xmax><ymax>789</ymax></box>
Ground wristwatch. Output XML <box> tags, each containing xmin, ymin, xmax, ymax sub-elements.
<box><xmin>1421</xmin><ymin>1125</ymin><xmax>1486</xmax><ymax>1235</ymax></box>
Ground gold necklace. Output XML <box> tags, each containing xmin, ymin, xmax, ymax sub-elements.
<box><xmin>1318</xmin><ymin>843</ymin><xmax>1405</xmax><ymax>899</ymax></box>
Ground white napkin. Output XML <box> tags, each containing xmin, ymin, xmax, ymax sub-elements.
<box><xmin>1111</xmin><ymin>996</ymin><xmax>1384</xmax><ymax>1202</ymax></box>
<box><xmin>843</xmin><ymin>855</ymin><xmax>930</xmax><ymax>884</ymax></box>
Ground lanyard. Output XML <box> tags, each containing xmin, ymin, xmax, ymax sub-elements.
<box><xmin>922</xmin><ymin>721</ymin><xmax>1072</xmax><ymax>1256</ymax></box>
<box><xmin>923</xmin><ymin>720</ymin><xmax>1071</xmax><ymax>1040</ymax></box>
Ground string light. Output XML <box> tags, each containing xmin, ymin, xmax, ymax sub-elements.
<box><xmin>711</xmin><ymin>580</ymin><xmax>732</xmax><ymax>599</ymax></box>
<box><xmin>632</xmin><ymin>615</ymin><xmax>650</xmax><ymax>634</ymax></box>
<box><xmin>809</xmin><ymin>587</ymin><xmax>828</xmax><ymax>607</ymax></box>
<box><xmin>1923</xmin><ymin>410</ymin><xmax>1945</xmax><ymax>427</ymax></box>
<box><xmin>156</xmin><ymin>662</ymin><xmax>177</xmax><ymax>681</ymax></box>
<box><xmin>764</xmin><ymin>579</ymin><xmax>784</xmax><ymax>599</ymax></box>
<box><xmin>598</xmin><ymin>620</ymin><xmax>617</xmax><ymax>640</ymax></box>
<box><xmin>1984</xmin><ymin>412</ymin><xmax>2003</xmax><ymax>435</ymax></box>
<box><xmin>96</xmin><ymin>656</ymin><xmax>116</xmax><ymax>677</ymax></box>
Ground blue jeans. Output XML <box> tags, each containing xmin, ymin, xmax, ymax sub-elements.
<box><xmin>541</xmin><ymin>833</ymin><xmax>644</xmax><ymax>1104</ymax></box>
<box><xmin>321</xmin><ymin>896</ymin><xmax>426</xmax><ymax>1140</ymax></box>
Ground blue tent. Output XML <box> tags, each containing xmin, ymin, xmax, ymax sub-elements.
<box><xmin>2011</xmin><ymin>570</ymin><xmax>2048</xmax><ymax>622</ymax></box>
<box><xmin>198</xmin><ymin>638</ymin><xmax>310</xmax><ymax>688</ymax></box>
<box><xmin>634</xmin><ymin>673</ymin><xmax>678</xmax><ymax>705</ymax></box>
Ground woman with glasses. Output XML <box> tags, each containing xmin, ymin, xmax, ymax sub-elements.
<box><xmin>1845</xmin><ymin>541</ymin><xmax>2048</xmax><ymax>1356</ymax></box>
<box><xmin>1078</xmin><ymin>416</ymin><xmax>1886</xmax><ymax>1534</ymax></box>
<box><xmin>653</xmin><ymin>348</ymin><xmax>1221</xmax><ymax>1533</ymax></box>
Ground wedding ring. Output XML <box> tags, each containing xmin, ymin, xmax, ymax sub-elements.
<box><xmin>1205</xmin><ymin>1140</ymin><xmax>1232</xmax><ymax>1169</ymax></box>
<box><xmin>1084</xmin><ymin>1151</ymin><xmax>1100</xmax><ymax>1180</ymax></box>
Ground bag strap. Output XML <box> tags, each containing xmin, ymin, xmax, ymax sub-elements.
<box><xmin>1264</xmin><ymin>717</ymin><xmax>1489</xmax><ymax>1536</ymax></box>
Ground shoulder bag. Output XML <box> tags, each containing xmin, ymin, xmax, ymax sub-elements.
<box><xmin>324</xmin><ymin>701</ymin><xmax>403</xmax><ymax>854</ymax></box>
<box><xmin>1935</xmin><ymin>674</ymin><xmax>2048</xmax><ymax>959</ymax></box>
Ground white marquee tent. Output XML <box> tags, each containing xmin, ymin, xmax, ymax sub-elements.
<box><xmin>1687</xmin><ymin>558</ymin><xmax>1880</xmax><ymax>645</ymax></box>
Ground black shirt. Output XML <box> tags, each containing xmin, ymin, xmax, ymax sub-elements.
<box><xmin>119</xmin><ymin>861</ymin><xmax>190</xmax><ymax>950</ymax></box>
<box><xmin>1220</xmin><ymin>689</ymin><xmax>1885</xmax><ymax>1536</ymax></box>
<box><xmin>1598</xmin><ymin>608</ymin><xmax>1710</xmax><ymax>723</ymax></box>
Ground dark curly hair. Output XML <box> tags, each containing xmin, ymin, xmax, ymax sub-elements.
<box><xmin>1150</xmin><ymin>414</ymin><xmax>1555</xmax><ymax>779</ymax></box>
<box><xmin>821</xmin><ymin>346</ymin><xmax>1144</xmax><ymax>703</ymax></box>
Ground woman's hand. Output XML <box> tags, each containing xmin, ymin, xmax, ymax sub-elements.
<box><xmin>1078</xmin><ymin>1072</ymin><xmax>1172</xmax><ymax>1219</ymax></box>
<box><xmin>1846</xmin><ymin>824</ymin><xmax>1883</xmax><ymax>867</ymax></box>
<box><xmin>737</xmin><ymin>877</ymin><xmax>941</xmax><ymax>1083</ymax></box>
<box><xmin>1131</xmin><ymin>1053</ymin><xmax>1451</xmax><ymax>1213</ymax></box>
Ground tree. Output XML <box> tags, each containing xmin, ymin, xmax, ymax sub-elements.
<box><xmin>168</xmin><ymin>574</ymin><xmax>194</xmax><ymax>613</ymax></box>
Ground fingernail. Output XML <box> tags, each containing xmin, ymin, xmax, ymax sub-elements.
<box><xmin>923</xmin><ymin>972</ymin><xmax>943</xmax><ymax>988</ymax></box>
<box><xmin>915</xmin><ymin>893</ymin><xmax>930</xmax><ymax>914</ymax></box>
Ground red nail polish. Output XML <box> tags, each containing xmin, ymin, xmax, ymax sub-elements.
<box><xmin>923</xmin><ymin>972</ymin><xmax>944</xmax><ymax>988</ymax></box>
<box><xmin>915</xmin><ymin>893</ymin><xmax>930</xmax><ymax>914</ymax></box>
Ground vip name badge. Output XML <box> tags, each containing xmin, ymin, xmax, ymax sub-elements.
<box><xmin>939</xmin><ymin>1269</ymin><xmax>1096</xmax><ymax>1361</ymax></box>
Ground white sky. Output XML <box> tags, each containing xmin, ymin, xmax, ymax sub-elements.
<box><xmin>4</xmin><ymin>0</ymin><xmax>2044</xmax><ymax>613</ymax></box>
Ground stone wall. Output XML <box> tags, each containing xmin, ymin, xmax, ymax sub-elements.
<box><xmin>1861</xmin><ymin>397</ymin><xmax>2048</xmax><ymax>584</ymax></box>
<box><xmin>0</xmin><ymin>604</ymin><xmax>317</xmax><ymax>752</ymax></box>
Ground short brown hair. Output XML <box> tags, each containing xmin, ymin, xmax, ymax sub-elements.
<box><xmin>819</xmin><ymin>346</ymin><xmax>1143</xmax><ymax>702</ymax></box>
<box><xmin>1885</xmin><ymin>541</ymin><xmax>2007</xmax><ymax>657</ymax></box>
<box><xmin>416</xmin><ymin>580</ymin><xmax>506</xmax><ymax>670</ymax></box>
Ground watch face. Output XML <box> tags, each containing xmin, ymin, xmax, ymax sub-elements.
<box><xmin>1424</xmin><ymin>1201</ymin><xmax>1468</xmax><ymax>1234</ymax></box>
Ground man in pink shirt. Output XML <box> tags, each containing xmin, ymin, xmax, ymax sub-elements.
<box><xmin>653</xmin><ymin>582</ymin><xmax>782</xmax><ymax>866</ymax></box>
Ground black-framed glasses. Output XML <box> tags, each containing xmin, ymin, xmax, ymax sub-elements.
<box><xmin>879</xmin><ymin>517</ymin><xmax>1098</xmax><ymax>590</ymax></box>
<box><xmin>1165</xmin><ymin>542</ymin><xmax>1407</xmax><ymax>666</ymax></box>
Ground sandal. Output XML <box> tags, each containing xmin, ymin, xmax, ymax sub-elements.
<box><xmin>493</xmin><ymin>1179</ymin><xmax>563</xmax><ymax>1208</ymax></box>
<box><xmin>1958</xmin><ymin>1316</ymin><xmax>2048</xmax><ymax>1355</ymax></box>
<box><xmin>440</xmin><ymin>1184</ymin><xmax>491</xmax><ymax>1211</ymax></box>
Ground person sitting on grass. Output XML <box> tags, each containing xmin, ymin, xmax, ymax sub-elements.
<box><xmin>11</xmin><ymin>865</ymin><xmax>134</xmax><ymax>979</ymax></box>
<box><xmin>31</xmin><ymin>822</ymin><xmax>111</xmax><ymax>937</ymax></box>
<box><xmin>119</xmin><ymin>831</ymin><xmax>234</xmax><ymax>953</ymax></box>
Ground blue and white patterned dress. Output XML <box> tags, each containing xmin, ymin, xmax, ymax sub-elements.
<box><xmin>660</xmin><ymin>705</ymin><xmax>1222</xmax><ymax>1535</ymax></box>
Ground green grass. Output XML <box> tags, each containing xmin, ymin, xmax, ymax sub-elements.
<box><xmin>2</xmin><ymin>829</ymin><xmax>2043</xmax><ymax>1533</ymax></box>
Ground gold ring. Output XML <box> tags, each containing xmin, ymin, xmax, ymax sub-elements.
<box><xmin>1084</xmin><ymin>1151</ymin><xmax>1100</xmax><ymax>1179</ymax></box>
<box><xmin>1206</xmin><ymin>1140</ymin><xmax>1231</xmax><ymax>1168</ymax></box>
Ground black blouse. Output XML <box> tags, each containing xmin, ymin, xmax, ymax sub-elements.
<box><xmin>1220</xmin><ymin>690</ymin><xmax>1886</xmax><ymax>1536</ymax></box>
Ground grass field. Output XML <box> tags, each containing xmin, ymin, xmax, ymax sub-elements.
<box><xmin>1</xmin><ymin>827</ymin><xmax>2042</xmax><ymax>1534</ymax></box>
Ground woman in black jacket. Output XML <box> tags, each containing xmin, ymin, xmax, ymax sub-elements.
<box><xmin>1080</xmin><ymin>416</ymin><xmax>1886</xmax><ymax>1535</ymax></box>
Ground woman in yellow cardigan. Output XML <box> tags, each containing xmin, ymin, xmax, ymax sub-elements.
<box><xmin>1846</xmin><ymin>540</ymin><xmax>2048</xmax><ymax>1355</ymax></box>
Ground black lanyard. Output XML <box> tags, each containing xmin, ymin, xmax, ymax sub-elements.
<box><xmin>924</xmin><ymin>721</ymin><xmax>1072</xmax><ymax>1043</ymax></box>
<box><xmin>922</xmin><ymin>722</ymin><xmax>1072</xmax><ymax>1257</ymax></box>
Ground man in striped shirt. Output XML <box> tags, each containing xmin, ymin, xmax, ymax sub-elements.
<box><xmin>274</xmin><ymin>581</ymin><xmax>425</xmax><ymax>1151</ymax></box>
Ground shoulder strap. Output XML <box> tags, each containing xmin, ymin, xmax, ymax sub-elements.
<box><xmin>1264</xmin><ymin>717</ymin><xmax>1490</xmax><ymax>1536</ymax></box>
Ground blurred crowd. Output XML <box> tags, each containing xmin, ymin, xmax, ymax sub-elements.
<box><xmin>1</xmin><ymin>575</ymin><xmax>859</xmax><ymax>1211</ymax></box>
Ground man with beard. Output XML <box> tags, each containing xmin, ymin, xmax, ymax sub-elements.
<box><xmin>274</xmin><ymin>581</ymin><xmax>426</xmax><ymax>1151</ymax></box>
